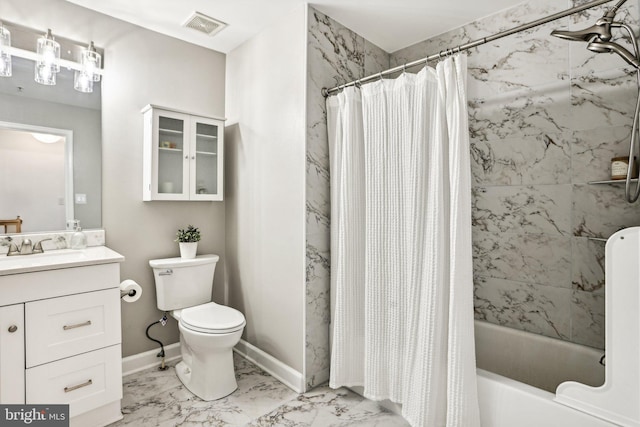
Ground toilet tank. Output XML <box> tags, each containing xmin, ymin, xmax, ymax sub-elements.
<box><xmin>149</xmin><ymin>254</ymin><xmax>219</xmax><ymax>311</ymax></box>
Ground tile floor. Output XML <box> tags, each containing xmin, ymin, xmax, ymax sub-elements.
<box><xmin>111</xmin><ymin>354</ymin><xmax>409</xmax><ymax>426</ymax></box>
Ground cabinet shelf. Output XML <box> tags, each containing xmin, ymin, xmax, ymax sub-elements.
<box><xmin>159</xmin><ymin>128</ymin><xmax>183</xmax><ymax>135</ymax></box>
<box><xmin>159</xmin><ymin>147</ymin><xmax>183</xmax><ymax>153</ymax></box>
<box><xmin>196</xmin><ymin>151</ymin><xmax>217</xmax><ymax>156</ymax></box>
<box><xmin>196</xmin><ymin>133</ymin><xmax>217</xmax><ymax>140</ymax></box>
<box><xmin>588</xmin><ymin>178</ymin><xmax>638</xmax><ymax>185</ymax></box>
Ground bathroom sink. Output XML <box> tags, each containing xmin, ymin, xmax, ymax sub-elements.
<box><xmin>0</xmin><ymin>246</ymin><xmax>124</xmax><ymax>276</ymax></box>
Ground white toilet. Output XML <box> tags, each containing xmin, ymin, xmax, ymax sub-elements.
<box><xmin>149</xmin><ymin>254</ymin><xmax>246</xmax><ymax>401</ymax></box>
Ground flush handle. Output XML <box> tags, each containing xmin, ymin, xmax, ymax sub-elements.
<box><xmin>159</xmin><ymin>269</ymin><xmax>173</xmax><ymax>276</ymax></box>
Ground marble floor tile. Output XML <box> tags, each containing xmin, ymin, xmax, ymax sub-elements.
<box><xmin>111</xmin><ymin>354</ymin><xmax>407</xmax><ymax>427</ymax></box>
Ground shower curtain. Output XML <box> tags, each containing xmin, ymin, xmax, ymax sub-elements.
<box><xmin>327</xmin><ymin>55</ymin><xmax>480</xmax><ymax>427</ymax></box>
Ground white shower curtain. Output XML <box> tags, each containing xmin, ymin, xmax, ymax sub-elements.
<box><xmin>327</xmin><ymin>55</ymin><xmax>480</xmax><ymax>427</ymax></box>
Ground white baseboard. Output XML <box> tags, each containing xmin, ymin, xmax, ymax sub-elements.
<box><xmin>234</xmin><ymin>339</ymin><xmax>304</xmax><ymax>393</ymax></box>
<box><xmin>122</xmin><ymin>342</ymin><xmax>181</xmax><ymax>377</ymax></box>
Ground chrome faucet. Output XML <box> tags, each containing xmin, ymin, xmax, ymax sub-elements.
<box><xmin>19</xmin><ymin>239</ymin><xmax>33</xmax><ymax>255</ymax></box>
<box><xmin>7</xmin><ymin>243</ymin><xmax>19</xmax><ymax>256</ymax></box>
<box><xmin>33</xmin><ymin>238</ymin><xmax>52</xmax><ymax>254</ymax></box>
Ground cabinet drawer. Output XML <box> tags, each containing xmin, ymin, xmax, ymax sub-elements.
<box><xmin>26</xmin><ymin>288</ymin><xmax>121</xmax><ymax>367</ymax></box>
<box><xmin>26</xmin><ymin>345</ymin><xmax>122</xmax><ymax>418</ymax></box>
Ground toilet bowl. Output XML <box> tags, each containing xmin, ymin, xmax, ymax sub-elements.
<box><xmin>149</xmin><ymin>255</ymin><xmax>246</xmax><ymax>401</ymax></box>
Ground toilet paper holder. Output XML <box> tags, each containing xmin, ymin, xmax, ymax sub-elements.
<box><xmin>121</xmin><ymin>289</ymin><xmax>137</xmax><ymax>299</ymax></box>
<box><xmin>119</xmin><ymin>279</ymin><xmax>142</xmax><ymax>303</ymax></box>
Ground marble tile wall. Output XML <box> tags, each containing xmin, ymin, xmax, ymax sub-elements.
<box><xmin>391</xmin><ymin>0</ymin><xmax>640</xmax><ymax>349</ymax></box>
<box><xmin>305</xmin><ymin>6</ymin><xmax>390</xmax><ymax>389</ymax></box>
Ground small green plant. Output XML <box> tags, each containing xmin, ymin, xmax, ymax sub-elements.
<box><xmin>175</xmin><ymin>225</ymin><xmax>201</xmax><ymax>243</ymax></box>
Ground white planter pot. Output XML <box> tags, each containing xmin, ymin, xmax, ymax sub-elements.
<box><xmin>179</xmin><ymin>242</ymin><xmax>198</xmax><ymax>259</ymax></box>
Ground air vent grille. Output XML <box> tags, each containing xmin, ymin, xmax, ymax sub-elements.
<box><xmin>183</xmin><ymin>12</ymin><xmax>227</xmax><ymax>36</ymax></box>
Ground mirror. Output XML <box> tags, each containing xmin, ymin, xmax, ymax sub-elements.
<box><xmin>0</xmin><ymin>57</ymin><xmax>101</xmax><ymax>233</ymax></box>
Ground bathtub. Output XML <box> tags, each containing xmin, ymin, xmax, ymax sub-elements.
<box><xmin>477</xmin><ymin>368</ymin><xmax>615</xmax><ymax>427</ymax></box>
<box><xmin>476</xmin><ymin>320</ymin><xmax>614</xmax><ymax>426</ymax></box>
<box><xmin>368</xmin><ymin>321</ymin><xmax>613</xmax><ymax>426</ymax></box>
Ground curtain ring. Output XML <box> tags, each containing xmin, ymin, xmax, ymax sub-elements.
<box><xmin>355</xmin><ymin>79</ymin><xmax>361</xmax><ymax>88</ymax></box>
<box><xmin>438</xmin><ymin>50</ymin><xmax>443</xmax><ymax>59</ymax></box>
<box><xmin>378</xmin><ymin>71</ymin><xmax>383</xmax><ymax>81</ymax></box>
<box><xmin>402</xmin><ymin>63</ymin><xmax>407</xmax><ymax>74</ymax></box>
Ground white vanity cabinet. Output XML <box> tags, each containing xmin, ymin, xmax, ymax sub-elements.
<box><xmin>0</xmin><ymin>247</ymin><xmax>124</xmax><ymax>427</ymax></box>
<box><xmin>142</xmin><ymin>105</ymin><xmax>224</xmax><ymax>201</ymax></box>
<box><xmin>0</xmin><ymin>303</ymin><xmax>25</xmax><ymax>404</ymax></box>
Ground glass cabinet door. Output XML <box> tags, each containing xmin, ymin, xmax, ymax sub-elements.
<box><xmin>156</xmin><ymin>112</ymin><xmax>189</xmax><ymax>200</ymax></box>
<box><xmin>190</xmin><ymin>117</ymin><xmax>223</xmax><ymax>200</ymax></box>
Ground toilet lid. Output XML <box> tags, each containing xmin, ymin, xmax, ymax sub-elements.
<box><xmin>180</xmin><ymin>302</ymin><xmax>246</xmax><ymax>334</ymax></box>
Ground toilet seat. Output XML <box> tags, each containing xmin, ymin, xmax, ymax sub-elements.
<box><xmin>179</xmin><ymin>302</ymin><xmax>245</xmax><ymax>334</ymax></box>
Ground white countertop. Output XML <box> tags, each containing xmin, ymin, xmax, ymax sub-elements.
<box><xmin>0</xmin><ymin>246</ymin><xmax>125</xmax><ymax>276</ymax></box>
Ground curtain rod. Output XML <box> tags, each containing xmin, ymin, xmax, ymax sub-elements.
<box><xmin>322</xmin><ymin>0</ymin><xmax>620</xmax><ymax>97</ymax></box>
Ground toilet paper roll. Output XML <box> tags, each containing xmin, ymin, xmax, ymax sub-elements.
<box><xmin>120</xmin><ymin>279</ymin><xmax>142</xmax><ymax>303</ymax></box>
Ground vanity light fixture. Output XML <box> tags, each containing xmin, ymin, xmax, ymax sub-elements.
<box><xmin>0</xmin><ymin>21</ymin><xmax>103</xmax><ymax>91</ymax></box>
<box><xmin>81</xmin><ymin>41</ymin><xmax>101</xmax><ymax>82</ymax></box>
<box><xmin>35</xmin><ymin>29</ymin><xmax>60</xmax><ymax>85</ymax></box>
<box><xmin>74</xmin><ymin>69</ymin><xmax>93</xmax><ymax>93</ymax></box>
<box><xmin>73</xmin><ymin>41</ymin><xmax>101</xmax><ymax>93</ymax></box>
<box><xmin>0</xmin><ymin>23</ymin><xmax>11</xmax><ymax>77</ymax></box>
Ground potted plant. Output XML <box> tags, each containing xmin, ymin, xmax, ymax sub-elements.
<box><xmin>175</xmin><ymin>225</ymin><xmax>201</xmax><ymax>259</ymax></box>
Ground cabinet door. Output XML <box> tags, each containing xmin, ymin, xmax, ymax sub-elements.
<box><xmin>189</xmin><ymin>116</ymin><xmax>224</xmax><ymax>201</ymax></box>
<box><xmin>152</xmin><ymin>109</ymin><xmax>191</xmax><ymax>200</ymax></box>
<box><xmin>0</xmin><ymin>304</ymin><xmax>25</xmax><ymax>404</ymax></box>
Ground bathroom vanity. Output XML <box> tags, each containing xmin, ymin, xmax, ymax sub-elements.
<box><xmin>0</xmin><ymin>246</ymin><xmax>124</xmax><ymax>427</ymax></box>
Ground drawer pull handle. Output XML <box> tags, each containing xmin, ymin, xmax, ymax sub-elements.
<box><xmin>8</xmin><ymin>325</ymin><xmax>17</xmax><ymax>333</ymax></box>
<box><xmin>63</xmin><ymin>320</ymin><xmax>92</xmax><ymax>330</ymax></box>
<box><xmin>64</xmin><ymin>379</ymin><xmax>92</xmax><ymax>393</ymax></box>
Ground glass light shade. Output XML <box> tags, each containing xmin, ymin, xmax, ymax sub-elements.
<box><xmin>0</xmin><ymin>25</ymin><xmax>11</xmax><ymax>77</ymax></box>
<box><xmin>74</xmin><ymin>70</ymin><xmax>93</xmax><ymax>93</ymax></box>
<box><xmin>34</xmin><ymin>62</ymin><xmax>56</xmax><ymax>85</ymax></box>
<box><xmin>82</xmin><ymin>42</ymin><xmax>101</xmax><ymax>82</ymax></box>
<box><xmin>36</xmin><ymin>29</ymin><xmax>60</xmax><ymax>72</ymax></box>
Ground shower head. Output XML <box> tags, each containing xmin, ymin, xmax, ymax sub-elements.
<box><xmin>587</xmin><ymin>40</ymin><xmax>640</xmax><ymax>68</ymax></box>
<box><xmin>550</xmin><ymin>21</ymin><xmax>612</xmax><ymax>42</ymax></box>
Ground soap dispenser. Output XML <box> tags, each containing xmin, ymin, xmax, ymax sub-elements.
<box><xmin>70</xmin><ymin>220</ymin><xmax>87</xmax><ymax>249</ymax></box>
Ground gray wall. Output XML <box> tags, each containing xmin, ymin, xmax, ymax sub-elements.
<box><xmin>4</xmin><ymin>0</ymin><xmax>227</xmax><ymax>357</ymax></box>
<box><xmin>391</xmin><ymin>0</ymin><xmax>640</xmax><ymax>349</ymax></box>
<box><xmin>225</xmin><ymin>5</ymin><xmax>307</xmax><ymax>373</ymax></box>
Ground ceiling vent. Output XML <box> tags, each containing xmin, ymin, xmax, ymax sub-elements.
<box><xmin>183</xmin><ymin>12</ymin><xmax>227</xmax><ymax>37</ymax></box>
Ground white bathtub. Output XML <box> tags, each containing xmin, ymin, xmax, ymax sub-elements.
<box><xmin>474</xmin><ymin>320</ymin><xmax>604</xmax><ymax>393</ymax></box>
<box><xmin>477</xmin><ymin>368</ymin><xmax>615</xmax><ymax>427</ymax></box>
<box><xmin>369</xmin><ymin>321</ymin><xmax>613</xmax><ymax>426</ymax></box>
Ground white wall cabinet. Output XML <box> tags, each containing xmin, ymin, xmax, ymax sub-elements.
<box><xmin>0</xmin><ymin>260</ymin><xmax>123</xmax><ymax>427</ymax></box>
<box><xmin>142</xmin><ymin>105</ymin><xmax>224</xmax><ymax>201</ymax></box>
